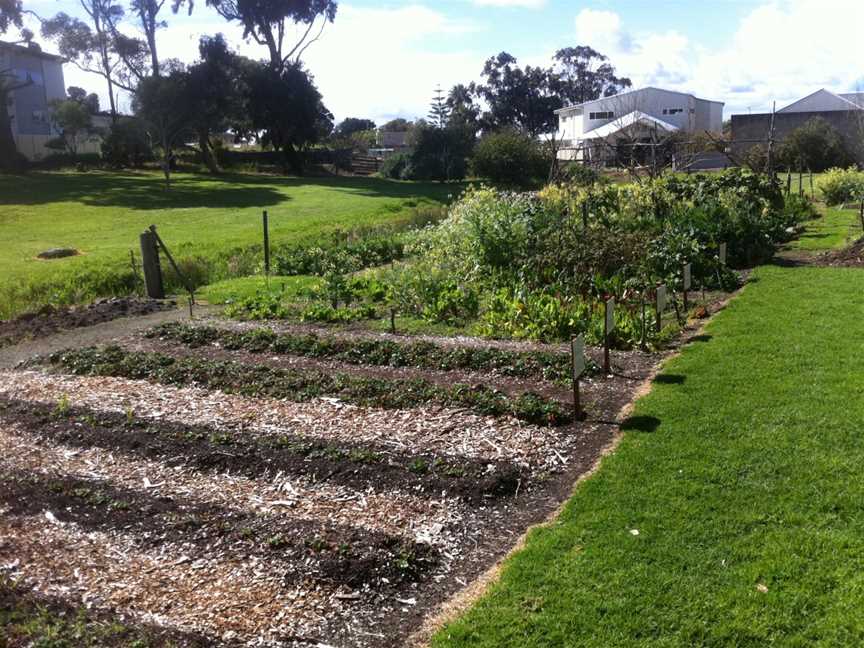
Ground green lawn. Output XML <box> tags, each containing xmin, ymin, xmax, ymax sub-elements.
<box><xmin>789</xmin><ymin>207</ymin><xmax>861</xmax><ymax>251</ymax></box>
<box><xmin>435</xmin><ymin>265</ymin><xmax>864</xmax><ymax>646</ymax></box>
<box><xmin>0</xmin><ymin>170</ymin><xmax>456</xmax><ymax>317</ymax></box>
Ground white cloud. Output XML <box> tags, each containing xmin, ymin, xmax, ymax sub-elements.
<box><xmin>25</xmin><ymin>3</ymin><xmax>483</xmax><ymax>124</ymax></box>
<box><xmin>572</xmin><ymin>1</ymin><xmax>864</xmax><ymax>115</ymax></box>
<box><xmin>473</xmin><ymin>0</ymin><xmax>546</xmax><ymax>8</ymax></box>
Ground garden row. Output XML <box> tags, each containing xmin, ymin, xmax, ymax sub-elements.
<box><xmin>147</xmin><ymin>321</ymin><xmax>582</xmax><ymax>383</ymax></box>
<box><xmin>48</xmin><ymin>345</ymin><xmax>570</xmax><ymax>426</ymax></box>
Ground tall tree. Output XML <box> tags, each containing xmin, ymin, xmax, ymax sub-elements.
<box><xmin>67</xmin><ymin>86</ymin><xmax>101</xmax><ymax>113</ymax></box>
<box><xmin>428</xmin><ymin>85</ymin><xmax>450</xmax><ymax>128</ymax></box>
<box><xmin>473</xmin><ymin>52</ymin><xmax>561</xmax><ymax>137</ymax></box>
<box><xmin>42</xmin><ymin>4</ymin><xmax>147</xmax><ymax>121</ymax></box>
<box><xmin>185</xmin><ymin>34</ymin><xmax>248</xmax><ymax>173</ymax></box>
<box><xmin>0</xmin><ymin>1</ymin><xmax>25</xmax><ymax>168</ymax></box>
<box><xmin>205</xmin><ymin>0</ymin><xmax>337</xmax><ymax>71</ymax></box>
<box><xmin>446</xmin><ymin>83</ymin><xmax>480</xmax><ymax>135</ymax></box>
<box><xmin>134</xmin><ymin>69</ymin><xmax>194</xmax><ymax>187</ymax></box>
<box><xmin>334</xmin><ymin>117</ymin><xmax>375</xmax><ymax>138</ymax></box>
<box><xmin>131</xmin><ymin>0</ymin><xmax>166</xmax><ymax>76</ymax></box>
<box><xmin>0</xmin><ymin>0</ymin><xmax>22</xmax><ymax>34</ymax></box>
<box><xmin>552</xmin><ymin>46</ymin><xmax>631</xmax><ymax>106</ymax></box>
<box><xmin>47</xmin><ymin>98</ymin><xmax>95</xmax><ymax>158</ymax></box>
<box><xmin>245</xmin><ymin>61</ymin><xmax>332</xmax><ymax>174</ymax></box>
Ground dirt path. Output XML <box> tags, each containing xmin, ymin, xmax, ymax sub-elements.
<box><xmin>0</xmin><ymin>305</ymin><xmax>217</xmax><ymax>369</ymax></box>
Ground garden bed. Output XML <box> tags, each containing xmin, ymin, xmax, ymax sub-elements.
<box><xmin>0</xmin><ymin>302</ymin><xmax>695</xmax><ymax>645</ymax></box>
<box><xmin>0</xmin><ymin>298</ymin><xmax>175</xmax><ymax>349</ymax></box>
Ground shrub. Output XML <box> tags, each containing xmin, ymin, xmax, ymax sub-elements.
<box><xmin>101</xmin><ymin>118</ymin><xmax>153</xmax><ymax>168</ymax></box>
<box><xmin>379</xmin><ymin>153</ymin><xmax>412</xmax><ymax>180</ymax></box>
<box><xmin>471</xmin><ymin>129</ymin><xmax>549</xmax><ymax>187</ymax></box>
<box><xmin>778</xmin><ymin>117</ymin><xmax>853</xmax><ymax>172</ymax></box>
<box><xmin>817</xmin><ymin>167</ymin><xmax>864</xmax><ymax>205</ymax></box>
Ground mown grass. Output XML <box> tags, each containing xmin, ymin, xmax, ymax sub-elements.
<box><xmin>434</xmin><ymin>265</ymin><xmax>864</xmax><ymax>647</ymax></box>
<box><xmin>0</xmin><ymin>170</ymin><xmax>457</xmax><ymax>318</ymax></box>
<box><xmin>789</xmin><ymin>206</ymin><xmax>861</xmax><ymax>251</ymax></box>
<box><xmin>197</xmin><ymin>274</ymin><xmax>322</xmax><ymax>305</ymax></box>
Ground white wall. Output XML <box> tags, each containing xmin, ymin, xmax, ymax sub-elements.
<box><xmin>577</xmin><ymin>88</ymin><xmax>722</xmax><ymax>135</ymax></box>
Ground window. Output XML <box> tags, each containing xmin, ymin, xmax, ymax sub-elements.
<box><xmin>32</xmin><ymin>110</ymin><xmax>48</xmax><ymax>124</ymax></box>
<box><xmin>662</xmin><ymin>108</ymin><xmax>685</xmax><ymax>115</ymax></box>
<box><xmin>589</xmin><ymin>111</ymin><xmax>614</xmax><ymax>120</ymax></box>
<box><xmin>13</xmin><ymin>69</ymin><xmax>44</xmax><ymax>86</ymax></box>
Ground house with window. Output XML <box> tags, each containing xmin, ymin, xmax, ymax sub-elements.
<box><xmin>1</xmin><ymin>40</ymin><xmax>67</xmax><ymax>160</ymax></box>
<box><xmin>556</xmin><ymin>87</ymin><xmax>724</xmax><ymax>163</ymax></box>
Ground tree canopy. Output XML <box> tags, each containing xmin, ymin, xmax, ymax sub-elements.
<box><xmin>552</xmin><ymin>46</ymin><xmax>631</xmax><ymax>106</ymax></box>
<box><xmin>334</xmin><ymin>117</ymin><xmax>376</xmax><ymax>138</ymax></box>
<box><xmin>472</xmin><ymin>52</ymin><xmax>562</xmax><ymax>137</ymax></box>
<box><xmin>204</xmin><ymin>0</ymin><xmax>337</xmax><ymax>70</ymax></box>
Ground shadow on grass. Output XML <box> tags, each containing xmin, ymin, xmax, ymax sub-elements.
<box><xmin>653</xmin><ymin>374</ymin><xmax>686</xmax><ymax>385</ymax></box>
<box><xmin>0</xmin><ymin>171</ymin><xmax>462</xmax><ymax>211</ymax></box>
<box><xmin>619</xmin><ymin>415</ymin><xmax>661</xmax><ymax>433</ymax></box>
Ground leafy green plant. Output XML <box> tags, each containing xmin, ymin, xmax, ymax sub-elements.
<box><xmin>816</xmin><ymin>167</ymin><xmax>864</xmax><ymax>205</ymax></box>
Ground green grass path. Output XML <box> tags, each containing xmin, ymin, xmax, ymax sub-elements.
<box><xmin>790</xmin><ymin>207</ymin><xmax>862</xmax><ymax>251</ymax></box>
<box><xmin>435</xmin><ymin>265</ymin><xmax>864</xmax><ymax>647</ymax></box>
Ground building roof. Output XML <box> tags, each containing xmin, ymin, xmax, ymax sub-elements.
<box><xmin>555</xmin><ymin>86</ymin><xmax>723</xmax><ymax>114</ymax></box>
<box><xmin>581</xmin><ymin>110</ymin><xmax>679</xmax><ymax>139</ymax></box>
<box><xmin>0</xmin><ymin>40</ymin><xmax>65</xmax><ymax>62</ymax></box>
<box><xmin>777</xmin><ymin>88</ymin><xmax>863</xmax><ymax>113</ymax></box>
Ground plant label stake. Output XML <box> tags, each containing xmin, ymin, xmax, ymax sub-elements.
<box><xmin>682</xmin><ymin>263</ymin><xmax>692</xmax><ymax>311</ymax></box>
<box><xmin>604</xmin><ymin>297</ymin><xmax>615</xmax><ymax>375</ymax></box>
<box><xmin>655</xmin><ymin>284</ymin><xmax>667</xmax><ymax>332</ymax></box>
<box><xmin>262</xmin><ymin>210</ymin><xmax>270</xmax><ymax>285</ymax></box>
<box><xmin>570</xmin><ymin>334</ymin><xmax>586</xmax><ymax>420</ymax></box>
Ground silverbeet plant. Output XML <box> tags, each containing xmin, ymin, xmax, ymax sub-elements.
<box><xmin>146</xmin><ymin>322</ymin><xmax>592</xmax><ymax>384</ymax></box>
<box><xmin>48</xmin><ymin>346</ymin><xmax>571</xmax><ymax>426</ymax></box>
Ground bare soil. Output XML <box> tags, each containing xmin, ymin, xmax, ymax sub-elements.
<box><xmin>0</xmin><ymin>298</ymin><xmax>177</xmax><ymax>350</ymax></box>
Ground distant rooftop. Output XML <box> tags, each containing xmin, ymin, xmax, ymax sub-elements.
<box><xmin>0</xmin><ymin>40</ymin><xmax>65</xmax><ymax>62</ymax></box>
<box><xmin>555</xmin><ymin>86</ymin><xmax>723</xmax><ymax>114</ymax></box>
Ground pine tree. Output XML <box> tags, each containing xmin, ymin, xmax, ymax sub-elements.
<box><xmin>428</xmin><ymin>85</ymin><xmax>451</xmax><ymax>128</ymax></box>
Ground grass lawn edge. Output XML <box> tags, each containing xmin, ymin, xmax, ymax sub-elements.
<box><xmin>409</xmin><ymin>281</ymin><xmax>751</xmax><ymax>648</ymax></box>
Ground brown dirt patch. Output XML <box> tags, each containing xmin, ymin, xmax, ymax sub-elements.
<box><xmin>0</xmin><ymin>298</ymin><xmax>176</xmax><ymax>350</ymax></box>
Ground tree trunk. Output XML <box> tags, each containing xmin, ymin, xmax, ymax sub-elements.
<box><xmin>198</xmin><ymin>130</ymin><xmax>219</xmax><ymax>174</ymax></box>
<box><xmin>0</xmin><ymin>87</ymin><xmax>22</xmax><ymax>171</ymax></box>
<box><xmin>139</xmin><ymin>1</ymin><xmax>160</xmax><ymax>76</ymax></box>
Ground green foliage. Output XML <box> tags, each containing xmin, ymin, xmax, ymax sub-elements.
<box><xmin>148</xmin><ymin>321</ymin><xmax>580</xmax><ymax>382</ymax></box>
<box><xmin>816</xmin><ymin>167</ymin><xmax>864</xmax><ymax>205</ymax></box>
<box><xmin>379</xmin><ymin>152</ymin><xmax>413</xmax><ymax>180</ymax></box>
<box><xmin>50</xmin><ymin>346</ymin><xmax>571</xmax><ymax>426</ymax></box>
<box><xmin>471</xmin><ymin>129</ymin><xmax>550</xmax><ymax>187</ymax></box>
<box><xmin>407</xmin><ymin>121</ymin><xmax>471</xmax><ymax>182</ymax></box>
<box><xmin>47</xmin><ymin>98</ymin><xmax>96</xmax><ymax>157</ymax></box>
<box><xmin>380</xmin><ymin>168</ymin><xmax>798</xmax><ymax>345</ymax></box>
<box><xmin>778</xmin><ymin>117</ymin><xmax>853</xmax><ymax>172</ymax></box>
<box><xmin>101</xmin><ymin>118</ymin><xmax>153</xmax><ymax>168</ymax></box>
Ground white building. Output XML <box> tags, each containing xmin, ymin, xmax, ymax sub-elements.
<box><xmin>0</xmin><ymin>40</ymin><xmax>67</xmax><ymax>161</ymax></box>
<box><xmin>555</xmin><ymin>87</ymin><xmax>724</xmax><ymax>162</ymax></box>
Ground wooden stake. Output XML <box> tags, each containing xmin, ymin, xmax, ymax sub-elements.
<box><xmin>390</xmin><ymin>308</ymin><xmax>396</xmax><ymax>334</ymax></box>
<box><xmin>570</xmin><ymin>335</ymin><xmax>585</xmax><ymax>421</ymax></box>
<box><xmin>139</xmin><ymin>231</ymin><xmax>164</xmax><ymax>299</ymax></box>
<box><xmin>603</xmin><ymin>297</ymin><xmax>615</xmax><ymax>375</ymax></box>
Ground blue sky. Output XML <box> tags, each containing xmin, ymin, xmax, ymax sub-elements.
<box><xmin>18</xmin><ymin>0</ymin><xmax>864</xmax><ymax>124</ymax></box>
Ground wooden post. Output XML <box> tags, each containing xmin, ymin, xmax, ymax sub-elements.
<box><xmin>581</xmin><ymin>201</ymin><xmax>588</xmax><ymax>230</ymax></box>
<box><xmin>655</xmin><ymin>284</ymin><xmax>666</xmax><ymax>333</ymax></box>
<box><xmin>390</xmin><ymin>308</ymin><xmax>396</xmax><ymax>334</ymax></box>
<box><xmin>570</xmin><ymin>335</ymin><xmax>585</xmax><ymax>421</ymax></box>
<box><xmin>786</xmin><ymin>171</ymin><xmax>792</xmax><ymax>195</ymax></box>
<box><xmin>809</xmin><ymin>172</ymin><xmax>814</xmax><ymax>199</ymax></box>
<box><xmin>798</xmin><ymin>170</ymin><xmax>803</xmax><ymax>196</ymax></box>
<box><xmin>139</xmin><ymin>230</ymin><xmax>164</xmax><ymax>299</ymax></box>
<box><xmin>603</xmin><ymin>297</ymin><xmax>615</xmax><ymax>375</ymax></box>
<box><xmin>640</xmin><ymin>295</ymin><xmax>647</xmax><ymax>349</ymax></box>
<box><xmin>682</xmin><ymin>263</ymin><xmax>691</xmax><ymax>312</ymax></box>
<box><xmin>262</xmin><ymin>210</ymin><xmax>270</xmax><ymax>279</ymax></box>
